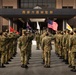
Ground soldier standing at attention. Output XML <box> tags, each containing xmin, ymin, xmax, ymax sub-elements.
<box><xmin>35</xmin><ymin>32</ymin><xmax>40</xmax><ymax>50</ymax></box>
<box><xmin>40</xmin><ymin>30</ymin><xmax>47</xmax><ymax>64</ymax></box>
<box><xmin>18</xmin><ymin>30</ymin><xmax>29</xmax><ymax>68</ymax></box>
<box><xmin>0</xmin><ymin>32</ymin><xmax>2</xmax><ymax>67</ymax></box>
<box><xmin>0</xmin><ymin>32</ymin><xmax>7</xmax><ymax>68</ymax></box>
<box><xmin>42</xmin><ymin>32</ymin><xmax>52</xmax><ymax>68</ymax></box>
<box><xmin>70</xmin><ymin>29</ymin><xmax>76</xmax><ymax>72</ymax></box>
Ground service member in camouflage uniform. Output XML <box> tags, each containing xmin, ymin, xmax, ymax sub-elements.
<box><xmin>18</xmin><ymin>30</ymin><xmax>29</xmax><ymax>68</ymax></box>
<box><xmin>62</xmin><ymin>30</ymin><xmax>69</xmax><ymax>63</ymax></box>
<box><xmin>0</xmin><ymin>32</ymin><xmax>7</xmax><ymax>68</ymax></box>
<box><xmin>26</xmin><ymin>31</ymin><xmax>34</xmax><ymax>64</ymax></box>
<box><xmin>66</xmin><ymin>31</ymin><xmax>73</xmax><ymax>68</ymax></box>
<box><xmin>0</xmin><ymin>32</ymin><xmax>2</xmax><ymax>67</ymax></box>
<box><xmin>70</xmin><ymin>29</ymin><xmax>76</xmax><ymax>72</ymax></box>
<box><xmin>35</xmin><ymin>32</ymin><xmax>40</xmax><ymax>50</ymax></box>
<box><xmin>42</xmin><ymin>32</ymin><xmax>52</xmax><ymax>68</ymax></box>
<box><xmin>40</xmin><ymin>30</ymin><xmax>47</xmax><ymax>64</ymax></box>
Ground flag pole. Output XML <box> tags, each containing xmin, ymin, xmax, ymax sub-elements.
<box><xmin>9</xmin><ymin>19</ymin><xmax>11</xmax><ymax>33</ymax></box>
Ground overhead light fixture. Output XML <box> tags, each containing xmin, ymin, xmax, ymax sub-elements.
<box><xmin>33</xmin><ymin>6</ymin><xmax>42</xmax><ymax>9</ymax></box>
<box><xmin>53</xmin><ymin>18</ymin><xmax>57</xmax><ymax>20</ymax></box>
<box><xmin>30</xmin><ymin>18</ymin><xmax>45</xmax><ymax>22</ymax></box>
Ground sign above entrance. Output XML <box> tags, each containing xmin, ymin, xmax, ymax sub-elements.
<box><xmin>22</xmin><ymin>10</ymin><xmax>53</xmax><ymax>15</ymax></box>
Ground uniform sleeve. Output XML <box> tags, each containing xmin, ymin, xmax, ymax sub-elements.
<box><xmin>41</xmin><ymin>38</ymin><xmax>44</xmax><ymax>50</ymax></box>
<box><xmin>18</xmin><ymin>37</ymin><xmax>22</xmax><ymax>49</ymax></box>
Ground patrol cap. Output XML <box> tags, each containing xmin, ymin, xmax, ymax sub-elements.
<box><xmin>6</xmin><ymin>29</ymin><xmax>9</xmax><ymax>32</ymax></box>
<box><xmin>69</xmin><ymin>31</ymin><xmax>73</xmax><ymax>35</ymax></box>
<box><xmin>22</xmin><ymin>29</ymin><xmax>26</xmax><ymax>34</ymax></box>
<box><xmin>3</xmin><ymin>32</ymin><xmax>7</xmax><ymax>36</ymax></box>
<box><xmin>73</xmin><ymin>28</ymin><xmax>76</xmax><ymax>32</ymax></box>
<box><xmin>26</xmin><ymin>31</ymin><xmax>30</xmax><ymax>34</ymax></box>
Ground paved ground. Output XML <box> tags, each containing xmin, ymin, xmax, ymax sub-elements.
<box><xmin>0</xmin><ymin>42</ymin><xmax>76</xmax><ymax>75</ymax></box>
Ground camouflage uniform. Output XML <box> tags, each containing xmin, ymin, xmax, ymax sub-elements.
<box><xmin>54</xmin><ymin>32</ymin><xmax>59</xmax><ymax>55</ymax></box>
<box><xmin>4</xmin><ymin>32</ymin><xmax>10</xmax><ymax>64</ymax></box>
<box><xmin>26</xmin><ymin>31</ymin><xmax>34</xmax><ymax>63</ymax></box>
<box><xmin>70</xmin><ymin>30</ymin><xmax>76</xmax><ymax>71</ymax></box>
<box><xmin>42</xmin><ymin>32</ymin><xmax>52</xmax><ymax>68</ymax></box>
<box><xmin>62</xmin><ymin>31</ymin><xmax>69</xmax><ymax>63</ymax></box>
<box><xmin>66</xmin><ymin>31</ymin><xmax>73</xmax><ymax>67</ymax></box>
<box><xmin>0</xmin><ymin>32</ymin><xmax>7</xmax><ymax>67</ymax></box>
<box><xmin>40</xmin><ymin>32</ymin><xmax>47</xmax><ymax>64</ymax></box>
<box><xmin>57</xmin><ymin>32</ymin><xmax>63</xmax><ymax>58</ymax></box>
<box><xmin>0</xmin><ymin>32</ymin><xmax>2</xmax><ymax>67</ymax></box>
<box><xmin>54</xmin><ymin>31</ymin><xmax>62</xmax><ymax>57</ymax></box>
<box><xmin>18</xmin><ymin>30</ymin><xmax>28</xmax><ymax>68</ymax></box>
<box><xmin>35</xmin><ymin>33</ymin><xmax>40</xmax><ymax>50</ymax></box>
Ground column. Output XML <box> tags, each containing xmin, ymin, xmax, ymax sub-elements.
<box><xmin>9</xmin><ymin>18</ymin><xmax>13</xmax><ymax>33</ymax></box>
<box><xmin>63</xmin><ymin>20</ymin><xmax>66</xmax><ymax>31</ymax></box>
<box><xmin>9</xmin><ymin>19</ymin><xmax>11</xmax><ymax>33</ymax></box>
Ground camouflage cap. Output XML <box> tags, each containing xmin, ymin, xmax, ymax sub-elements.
<box><xmin>6</xmin><ymin>29</ymin><xmax>9</xmax><ymax>32</ymax></box>
<box><xmin>3</xmin><ymin>32</ymin><xmax>7</xmax><ymax>36</ymax></box>
<box><xmin>22</xmin><ymin>29</ymin><xmax>26</xmax><ymax>33</ymax></box>
<box><xmin>73</xmin><ymin>28</ymin><xmax>76</xmax><ymax>32</ymax></box>
<box><xmin>26</xmin><ymin>31</ymin><xmax>30</xmax><ymax>34</ymax></box>
<box><xmin>22</xmin><ymin>30</ymin><xmax>27</xmax><ymax>35</ymax></box>
<box><xmin>45</xmin><ymin>32</ymin><xmax>49</xmax><ymax>36</ymax></box>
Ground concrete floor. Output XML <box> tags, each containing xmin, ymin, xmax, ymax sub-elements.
<box><xmin>0</xmin><ymin>43</ymin><xmax>76</xmax><ymax>75</ymax></box>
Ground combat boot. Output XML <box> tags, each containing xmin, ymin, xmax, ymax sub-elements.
<box><xmin>47</xmin><ymin>65</ymin><xmax>51</xmax><ymax>68</ymax></box>
<box><xmin>21</xmin><ymin>64</ymin><xmax>25</xmax><ymax>68</ymax></box>
<box><xmin>8</xmin><ymin>59</ymin><xmax>11</xmax><ymax>62</ymax></box>
<box><xmin>68</xmin><ymin>65</ymin><xmax>73</xmax><ymax>68</ymax></box>
<box><xmin>71</xmin><ymin>66</ymin><xmax>76</xmax><ymax>72</ymax></box>
<box><xmin>5</xmin><ymin>62</ymin><xmax>9</xmax><ymax>64</ymax></box>
<box><xmin>25</xmin><ymin>65</ymin><xmax>28</xmax><ymax>69</ymax></box>
<box><xmin>44</xmin><ymin>65</ymin><xmax>48</xmax><ymax>68</ymax></box>
<box><xmin>0</xmin><ymin>64</ymin><xmax>6</xmax><ymax>68</ymax></box>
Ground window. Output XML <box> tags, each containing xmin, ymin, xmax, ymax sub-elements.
<box><xmin>62</xmin><ymin>6</ymin><xmax>73</xmax><ymax>9</ymax></box>
<box><xmin>20</xmin><ymin>0</ymin><xmax>56</xmax><ymax>9</ymax></box>
<box><xmin>2</xmin><ymin>6</ymin><xmax>13</xmax><ymax>9</ymax></box>
<box><xmin>2</xmin><ymin>25</ymin><xmax>8</xmax><ymax>32</ymax></box>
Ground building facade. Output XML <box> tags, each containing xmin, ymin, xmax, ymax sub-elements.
<box><xmin>0</xmin><ymin>0</ymin><xmax>76</xmax><ymax>32</ymax></box>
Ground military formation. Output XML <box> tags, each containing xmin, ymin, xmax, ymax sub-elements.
<box><xmin>54</xmin><ymin>28</ymin><xmax>76</xmax><ymax>72</ymax></box>
<box><xmin>18</xmin><ymin>28</ymin><xmax>53</xmax><ymax>68</ymax></box>
<box><xmin>35</xmin><ymin>28</ymin><xmax>76</xmax><ymax>71</ymax></box>
<box><xmin>0</xmin><ymin>30</ymin><xmax>19</xmax><ymax>68</ymax></box>
<box><xmin>0</xmin><ymin>27</ymin><xmax>76</xmax><ymax>72</ymax></box>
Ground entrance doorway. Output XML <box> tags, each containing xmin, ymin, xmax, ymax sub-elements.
<box><xmin>16</xmin><ymin>18</ymin><xmax>63</xmax><ymax>34</ymax></box>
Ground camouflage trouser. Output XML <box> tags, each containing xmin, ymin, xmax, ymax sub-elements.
<box><xmin>62</xmin><ymin>47</ymin><xmax>64</xmax><ymax>58</ymax></box>
<box><xmin>55</xmin><ymin>43</ymin><xmax>58</xmax><ymax>54</ymax></box>
<box><xmin>42</xmin><ymin>50</ymin><xmax>45</xmax><ymax>61</ymax></box>
<box><xmin>37</xmin><ymin>42</ymin><xmax>40</xmax><ymax>49</ymax></box>
<box><xmin>8</xmin><ymin>45</ymin><xmax>12</xmax><ymax>59</ymax></box>
<box><xmin>27</xmin><ymin>44</ymin><xmax>31</xmax><ymax>63</ymax></box>
<box><xmin>71</xmin><ymin>52</ymin><xmax>76</xmax><ymax>66</ymax></box>
<box><xmin>28</xmin><ymin>43</ymin><xmax>32</xmax><ymax>58</ymax></box>
<box><xmin>0</xmin><ymin>52</ymin><xmax>5</xmax><ymax>64</ymax></box>
<box><xmin>44</xmin><ymin>51</ymin><xmax>51</xmax><ymax>66</ymax></box>
<box><xmin>13</xmin><ymin>42</ymin><xmax>17</xmax><ymax>55</ymax></box>
<box><xmin>20</xmin><ymin>51</ymin><xmax>27</xmax><ymax>65</ymax></box>
<box><xmin>68</xmin><ymin>50</ymin><xmax>72</xmax><ymax>65</ymax></box>
<box><xmin>5</xmin><ymin>50</ymin><xmax>9</xmax><ymax>63</ymax></box>
<box><xmin>63</xmin><ymin>47</ymin><xmax>68</xmax><ymax>60</ymax></box>
<box><xmin>58</xmin><ymin>46</ymin><xmax>62</xmax><ymax>57</ymax></box>
<box><xmin>0</xmin><ymin>52</ymin><xmax>1</xmax><ymax>64</ymax></box>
